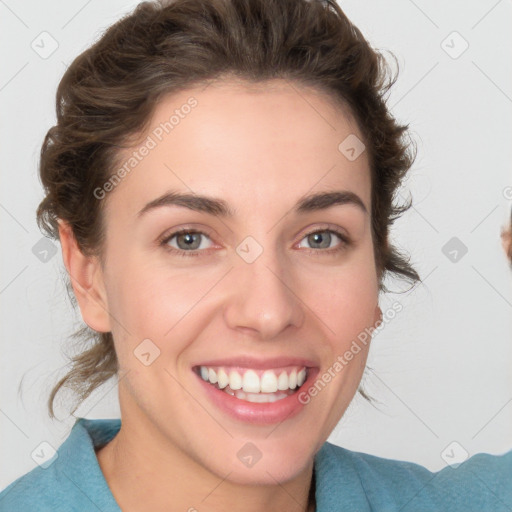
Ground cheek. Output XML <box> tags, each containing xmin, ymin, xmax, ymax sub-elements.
<box><xmin>301</xmin><ymin>254</ymin><xmax>379</xmax><ymax>346</ymax></box>
<box><xmin>107</xmin><ymin>256</ymin><xmax>204</xmax><ymax>333</ymax></box>
<box><xmin>104</xmin><ymin>256</ymin><xmax>221</xmax><ymax>373</ymax></box>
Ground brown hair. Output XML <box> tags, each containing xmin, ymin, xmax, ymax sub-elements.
<box><xmin>36</xmin><ymin>0</ymin><xmax>420</xmax><ymax>418</ymax></box>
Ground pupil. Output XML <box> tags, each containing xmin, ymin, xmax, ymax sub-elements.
<box><xmin>310</xmin><ymin>232</ymin><xmax>330</xmax><ymax>249</ymax></box>
<box><xmin>179</xmin><ymin>233</ymin><xmax>199</xmax><ymax>249</ymax></box>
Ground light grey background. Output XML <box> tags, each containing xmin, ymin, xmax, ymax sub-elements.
<box><xmin>1</xmin><ymin>0</ymin><xmax>511</xmax><ymax>490</ymax></box>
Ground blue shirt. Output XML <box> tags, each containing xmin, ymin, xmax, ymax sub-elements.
<box><xmin>0</xmin><ymin>418</ymin><xmax>511</xmax><ymax>511</ymax></box>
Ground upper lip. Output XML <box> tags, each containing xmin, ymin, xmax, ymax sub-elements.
<box><xmin>192</xmin><ymin>355</ymin><xmax>319</xmax><ymax>370</ymax></box>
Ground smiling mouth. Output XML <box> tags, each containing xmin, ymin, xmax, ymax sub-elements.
<box><xmin>193</xmin><ymin>365</ymin><xmax>309</xmax><ymax>403</ymax></box>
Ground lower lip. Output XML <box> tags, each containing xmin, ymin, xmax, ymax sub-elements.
<box><xmin>194</xmin><ymin>368</ymin><xmax>319</xmax><ymax>425</ymax></box>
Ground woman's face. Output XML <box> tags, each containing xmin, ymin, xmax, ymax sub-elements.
<box><xmin>87</xmin><ymin>79</ymin><xmax>381</xmax><ymax>484</ymax></box>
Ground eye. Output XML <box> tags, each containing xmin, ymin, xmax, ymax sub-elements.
<box><xmin>159</xmin><ymin>226</ymin><xmax>351</xmax><ymax>258</ymax></box>
<box><xmin>160</xmin><ymin>229</ymin><xmax>214</xmax><ymax>256</ymax></box>
<box><xmin>297</xmin><ymin>228</ymin><xmax>350</xmax><ymax>254</ymax></box>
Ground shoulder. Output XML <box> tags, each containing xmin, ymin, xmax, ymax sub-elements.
<box><xmin>0</xmin><ymin>461</ymin><xmax>62</xmax><ymax>511</ymax></box>
<box><xmin>0</xmin><ymin>418</ymin><xmax>121</xmax><ymax>512</ymax></box>
<box><xmin>315</xmin><ymin>441</ymin><xmax>512</xmax><ymax>511</ymax></box>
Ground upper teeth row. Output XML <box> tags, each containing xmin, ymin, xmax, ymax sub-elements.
<box><xmin>199</xmin><ymin>366</ymin><xmax>307</xmax><ymax>393</ymax></box>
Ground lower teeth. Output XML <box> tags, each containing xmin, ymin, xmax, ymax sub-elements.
<box><xmin>211</xmin><ymin>383</ymin><xmax>293</xmax><ymax>403</ymax></box>
<box><xmin>227</xmin><ymin>389</ymin><xmax>289</xmax><ymax>403</ymax></box>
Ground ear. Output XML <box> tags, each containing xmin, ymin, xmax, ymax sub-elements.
<box><xmin>58</xmin><ymin>220</ymin><xmax>111</xmax><ymax>333</ymax></box>
<box><xmin>501</xmin><ymin>228</ymin><xmax>512</xmax><ymax>263</ymax></box>
<box><xmin>373</xmin><ymin>305</ymin><xmax>383</xmax><ymax>327</ymax></box>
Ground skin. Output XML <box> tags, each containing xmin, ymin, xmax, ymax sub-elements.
<box><xmin>502</xmin><ymin>222</ymin><xmax>512</xmax><ymax>263</ymax></box>
<box><xmin>59</xmin><ymin>78</ymin><xmax>383</xmax><ymax>512</ymax></box>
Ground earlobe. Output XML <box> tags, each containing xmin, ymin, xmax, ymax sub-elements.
<box><xmin>58</xmin><ymin>220</ymin><xmax>111</xmax><ymax>333</ymax></box>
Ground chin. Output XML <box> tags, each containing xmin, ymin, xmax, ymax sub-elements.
<box><xmin>200</xmin><ymin>438</ymin><xmax>316</xmax><ymax>486</ymax></box>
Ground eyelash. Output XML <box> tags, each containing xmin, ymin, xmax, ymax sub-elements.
<box><xmin>158</xmin><ymin>226</ymin><xmax>351</xmax><ymax>258</ymax></box>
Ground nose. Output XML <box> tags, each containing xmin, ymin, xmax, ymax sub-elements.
<box><xmin>223</xmin><ymin>247</ymin><xmax>305</xmax><ymax>340</ymax></box>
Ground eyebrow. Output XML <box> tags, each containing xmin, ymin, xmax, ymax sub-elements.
<box><xmin>137</xmin><ymin>189</ymin><xmax>368</xmax><ymax>218</ymax></box>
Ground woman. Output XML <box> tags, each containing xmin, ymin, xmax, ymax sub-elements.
<box><xmin>1</xmin><ymin>0</ymin><xmax>510</xmax><ymax>510</ymax></box>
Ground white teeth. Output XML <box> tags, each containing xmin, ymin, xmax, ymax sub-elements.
<box><xmin>260</xmin><ymin>370</ymin><xmax>278</xmax><ymax>393</ymax></box>
<box><xmin>277</xmin><ymin>371</ymin><xmax>289</xmax><ymax>391</ymax></box>
<box><xmin>242</xmin><ymin>370</ymin><xmax>260</xmax><ymax>393</ymax></box>
<box><xmin>208</xmin><ymin>368</ymin><xmax>218</xmax><ymax>384</ymax></box>
<box><xmin>297</xmin><ymin>368</ymin><xmax>306</xmax><ymax>387</ymax></box>
<box><xmin>228</xmin><ymin>370</ymin><xmax>242</xmax><ymax>390</ymax></box>
<box><xmin>289</xmin><ymin>369</ymin><xmax>297</xmax><ymax>389</ymax></box>
<box><xmin>198</xmin><ymin>366</ymin><xmax>308</xmax><ymax>394</ymax></box>
<box><xmin>217</xmin><ymin>368</ymin><xmax>229</xmax><ymax>389</ymax></box>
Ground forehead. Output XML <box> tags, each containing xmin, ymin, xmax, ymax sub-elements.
<box><xmin>105</xmin><ymin>78</ymin><xmax>371</xmax><ymax>217</ymax></box>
